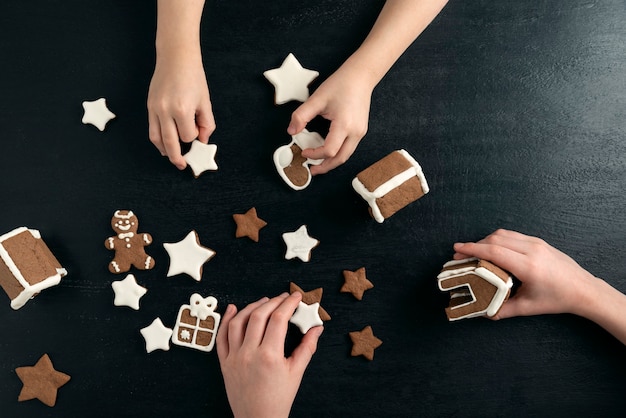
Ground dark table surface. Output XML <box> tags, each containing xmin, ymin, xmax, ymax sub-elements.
<box><xmin>1</xmin><ymin>0</ymin><xmax>625</xmax><ymax>416</ymax></box>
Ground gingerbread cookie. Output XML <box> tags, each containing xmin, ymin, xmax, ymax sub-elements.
<box><xmin>263</xmin><ymin>53</ymin><xmax>319</xmax><ymax>105</ymax></box>
<box><xmin>289</xmin><ymin>282</ymin><xmax>331</xmax><ymax>321</ymax></box>
<box><xmin>183</xmin><ymin>140</ymin><xmax>218</xmax><ymax>178</ymax></box>
<box><xmin>163</xmin><ymin>230</ymin><xmax>215</xmax><ymax>282</ymax></box>
<box><xmin>349</xmin><ymin>326</ymin><xmax>382</xmax><ymax>361</ymax></box>
<box><xmin>0</xmin><ymin>227</ymin><xmax>67</xmax><ymax>310</ymax></box>
<box><xmin>282</xmin><ymin>225</ymin><xmax>319</xmax><ymax>262</ymax></box>
<box><xmin>437</xmin><ymin>257</ymin><xmax>513</xmax><ymax>321</ymax></box>
<box><xmin>15</xmin><ymin>354</ymin><xmax>71</xmax><ymax>407</ymax></box>
<box><xmin>352</xmin><ymin>149</ymin><xmax>429</xmax><ymax>223</ymax></box>
<box><xmin>104</xmin><ymin>211</ymin><xmax>154</xmax><ymax>274</ymax></box>
<box><xmin>172</xmin><ymin>294</ymin><xmax>221</xmax><ymax>352</ymax></box>
<box><xmin>233</xmin><ymin>207</ymin><xmax>267</xmax><ymax>242</ymax></box>
<box><xmin>140</xmin><ymin>318</ymin><xmax>174</xmax><ymax>353</ymax></box>
<box><xmin>81</xmin><ymin>98</ymin><xmax>115</xmax><ymax>131</ymax></box>
<box><xmin>273</xmin><ymin>129</ymin><xmax>325</xmax><ymax>190</ymax></box>
<box><xmin>341</xmin><ymin>267</ymin><xmax>374</xmax><ymax>300</ymax></box>
<box><xmin>289</xmin><ymin>301</ymin><xmax>323</xmax><ymax>334</ymax></box>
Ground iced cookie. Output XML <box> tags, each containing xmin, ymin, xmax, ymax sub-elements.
<box><xmin>263</xmin><ymin>53</ymin><xmax>319</xmax><ymax>105</ymax></box>
<box><xmin>289</xmin><ymin>282</ymin><xmax>331</xmax><ymax>321</ymax></box>
<box><xmin>273</xmin><ymin>129</ymin><xmax>325</xmax><ymax>190</ymax></box>
<box><xmin>352</xmin><ymin>149</ymin><xmax>429</xmax><ymax>223</ymax></box>
<box><xmin>289</xmin><ymin>301</ymin><xmax>323</xmax><ymax>334</ymax></box>
<box><xmin>104</xmin><ymin>210</ymin><xmax>155</xmax><ymax>274</ymax></box>
<box><xmin>0</xmin><ymin>227</ymin><xmax>67</xmax><ymax>310</ymax></box>
<box><xmin>140</xmin><ymin>317</ymin><xmax>173</xmax><ymax>353</ymax></box>
<box><xmin>82</xmin><ymin>98</ymin><xmax>115</xmax><ymax>131</ymax></box>
<box><xmin>15</xmin><ymin>354</ymin><xmax>71</xmax><ymax>407</ymax></box>
<box><xmin>172</xmin><ymin>293</ymin><xmax>221</xmax><ymax>352</ymax></box>
<box><xmin>111</xmin><ymin>274</ymin><xmax>147</xmax><ymax>310</ymax></box>
<box><xmin>437</xmin><ymin>257</ymin><xmax>513</xmax><ymax>321</ymax></box>
<box><xmin>183</xmin><ymin>140</ymin><xmax>218</xmax><ymax>178</ymax></box>
<box><xmin>163</xmin><ymin>230</ymin><xmax>215</xmax><ymax>282</ymax></box>
<box><xmin>282</xmin><ymin>225</ymin><xmax>319</xmax><ymax>262</ymax></box>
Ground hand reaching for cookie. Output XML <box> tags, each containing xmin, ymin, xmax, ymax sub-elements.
<box><xmin>453</xmin><ymin>229</ymin><xmax>626</xmax><ymax>345</ymax></box>
<box><xmin>216</xmin><ymin>292</ymin><xmax>323</xmax><ymax>418</ymax></box>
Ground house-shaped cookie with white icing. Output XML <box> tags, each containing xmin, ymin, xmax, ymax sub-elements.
<box><xmin>437</xmin><ymin>257</ymin><xmax>513</xmax><ymax>321</ymax></box>
<box><xmin>0</xmin><ymin>227</ymin><xmax>67</xmax><ymax>310</ymax></box>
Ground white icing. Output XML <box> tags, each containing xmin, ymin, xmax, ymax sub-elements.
<box><xmin>352</xmin><ymin>149</ymin><xmax>429</xmax><ymax>223</ymax></box>
<box><xmin>111</xmin><ymin>274</ymin><xmax>147</xmax><ymax>311</ymax></box>
<box><xmin>163</xmin><ymin>230</ymin><xmax>215</xmax><ymax>282</ymax></box>
<box><xmin>82</xmin><ymin>98</ymin><xmax>116</xmax><ymax>131</ymax></box>
<box><xmin>114</xmin><ymin>210</ymin><xmax>134</xmax><ymax>219</ymax></box>
<box><xmin>116</xmin><ymin>223</ymin><xmax>131</xmax><ymax>231</ymax></box>
<box><xmin>111</xmin><ymin>261</ymin><xmax>120</xmax><ymax>273</ymax></box>
<box><xmin>273</xmin><ymin>129</ymin><xmax>325</xmax><ymax>191</ymax></box>
<box><xmin>183</xmin><ymin>140</ymin><xmax>218</xmax><ymax>178</ymax></box>
<box><xmin>143</xmin><ymin>234</ymin><xmax>150</xmax><ymax>244</ymax></box>
<box><xmin>282</xmin><ymin>225</ymin><xmax>319</xmax><ymax>262</ymax></box>
<box><xmin>107</xmin><ymin>237</ymin><xmax>115</xmax><ymax>248</ymax></box>
<box><xmin>289</xmin><ymin>301</ymin><xmax>323</xmax><ymax>334</ymax></box>
<box><xmin>0</xmin><ymin>227</ymin><xmax>67</xmax><ymax>310</ymax></box>
<box><xmin>171</xmin><ymin>294</ymin><xmax>221</xmax><ymax>352</ymax></box>
<box><xmin>263</xmin><ymin>53</ymin><xmax>319</xmax><ymax>105</ymax></box>
<box><xmin>140</xmin><ymin>318</ymin><xmax>173</xmax><ymax>353</ymax></box>
<box><xmin>118</xmin><ymin>233</ymin><xmax>134</xmax><ymax>239</ymax></box>
<box><xmin>144</xmin><ymin>256</ymin><xmax>152</xmax><ymax>270</ymax></box>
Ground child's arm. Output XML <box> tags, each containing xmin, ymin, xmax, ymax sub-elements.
<box><xmin>147</xmin><ymin>0</ymin><xmax>216</xmax><ymax>170</ymax></box>
<box><xmin>216</xmin><ymin>292</ymin><xmax>323</xmax><ymax>418</ymax></box>
<box><xmin>289</xmin><ymin>0</ymin><xmax>449</xmax><ymax>175</ymax></box>
<box><xmin>453</xmin><ymin>229</ymin><xmax>626</xmax><ymax>345</ymax></box>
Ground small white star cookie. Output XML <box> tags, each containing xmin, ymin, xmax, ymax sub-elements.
<box><xmin>111</xmin><ymin>274</ymin><xmax>147</xmax><ymax>310</ymax></box>
<box><xmin>282</xmin><ymin>225</ymin><xmax>319</xmax><ymax>262</ymax></box>
<box><xmin>263</xmin><ymin>53</ymin><xmax>319</xmax><ymax>105</ymax></box>
<box><xmin>163</xmin><ymin>230</ymin><xmax>216</xmax><ymax>282</ymax></box>
<box><xmin>183</xmin><ymin>140</ymin><xmax>218</xmax><ymax>178</ymax></box>
<box><xmin>140</xmin><ymin>318</ymin><xmax>173</xmax><ymax>353</ymax></box>
<box><xmin>82</xmin><ymin>98</ymin><xmax>116</xmax><ymax>131</ymax></box>
<box><xmin>289</xmin><ymin>301</ymin><xmax>323</xmax><ymax>333</ymax></box>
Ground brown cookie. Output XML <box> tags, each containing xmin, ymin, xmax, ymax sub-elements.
<box><xmin>104</xmin><ymin>210</ymin><xmax>155</xmax><ymax>274</ymax></box>
<box><xmin>15</xmin><ymin>354</ymin><xmax>71</xmax><ymax>407</ymax></box>
<box><xmin>349</xmin><ymin>326</ymin><xmax>383</xmax><ymax>361</ymax></box>
<box><xmin>233</xmin><ymin>207</ymin><xmax>267</xmax><ymax>242</ymax></box>
<box><xmin>341</xmin><ymin>267</ymin><xmax>374</xmax><ymax>300</ymax></box>
<box><xmin>289</xmin><ymin>282</ymin><xmax>331</xmax><ymax>321</ymax></box>
<box><xmin>283</xmin><ymin>144</ymin><xmax>309</xmax><ymax>187</ymax></box>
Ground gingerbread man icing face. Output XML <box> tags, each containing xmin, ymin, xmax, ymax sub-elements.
<box><xmin>105</xmin><ymin>210</ymin><xmax>155</xmax><ymax>274</ymax></box>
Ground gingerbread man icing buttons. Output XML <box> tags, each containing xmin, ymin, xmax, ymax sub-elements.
<box><xmin>172</xmin><ymin>294</ymin><xmax>221</xmax><ymax>352</ymax></box>
<box><xmin>104</xmin><ymin>210</ymin><xmax>155</xmax><ymax>274</ymax></box>
<box><xmin>273</xmin><ymin>129</ymin><xmax>325</xmax><ymax>190</ymax></box>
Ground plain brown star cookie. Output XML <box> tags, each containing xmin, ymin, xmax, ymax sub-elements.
<box><xmin>289</xmin><ymin>282</ymin><xmax>331</xmax><ymax>321</ymax></box>
<box><xmin>232</xmin><ymin>207</ymin><xmax>267</xmax><ymax>242</ymax></box>
<box><xmin>341</xmin><ymin>267</ymin><xmax>374</xmax><ymax>300</ymax></box>
<box><xmin>349</xmin><ymin>326</ymin><xmax>382</xmax><ymax>361</ymax></box>
<box><xmin>15</xmin><ymin>354</ymin><xmax>71</xmax><ymax>407</ymax></box>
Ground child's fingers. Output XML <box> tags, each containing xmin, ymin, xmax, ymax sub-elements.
<box><xmin>225</xmin><ymin>297</ymin><xmax>270</xmax><ymax>351</ymax></box>
<box><xmin>148</xmin><ymin>113</ymin><xmax>166</xmax><ymax>156</ymax></box>
<box><xmin>301</xmin><ymin>122</ymin><xmax>348</xmax><ymax>161</ymax></box>
<box><xmin>288</xmin><ymin>98</ymin><xmax>323</xmax><ymax>135</ymax></box>
<box><xmin>160</xmin><ymin>118</ymin><xmax>186</xmax><ymax>169</ymax></box>
<box><xmin>289</xmin><ymin>325</ymin><xmax>323</xmax><ymax>375</ymax></box>
<box><xmin>452</xmin><ymin>242</ymin><xmax>528</xmax><ymax>278</ymax></box>
<box><xmin>261</xmin><ymin>292</ymin><xmax>302</xmax><ymax>350</ymax></box>
<box><xmin>241</xmin><ymin>293</ymin><xmax>290</xmax><ymax>349</ymax></box>
<box><xmin>309</xmin><ymin>135</ymin><xmax>359</xmax><ymax>175</ymax></box>
<box><xmin>216</xmin><ymin>304</ymin><xmax>238</xmax><ymax>360</ymax></box>
<box><xmin>174</xmin><ymin>116</ymin><xmax>200</xmax><ymax>144</ymax></box>
<box><xmin>195</xmin><ymin>105</ymin><xmax>216</xmax><ymax>143</ymax></box>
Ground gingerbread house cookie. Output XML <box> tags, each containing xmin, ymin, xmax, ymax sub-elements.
<box><xmin>437</xmin><ymin>257</ymin><xmax>513</xmax><ymax>321</ymax></box>
<box><xmin>273</xmin><ymin>129</ymin><xmax>325</xmax><ymax>190</ymax></box>
<box><xmin>0</xmin><ymin>227</ymin><xmax>67</xmax><ymax>310</ymax></box>
<box><xmin>172</xmin><ymin>294</ymin><xmax>221</xmax><ymax>352</ymax></box>
<box><xmin>352</xmin><ymin>149</ymin><xmax>429</xmax><ymax>223</ymax></box>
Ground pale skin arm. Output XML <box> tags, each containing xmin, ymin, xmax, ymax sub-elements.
<box><xmin>217</xmin><ymin>292</ymin><xmax>323</xmax><ymax>418</ymax></box>
<box><xmin>453</xmin><ymin>229</ymin><xmax>626</xmax><ymax>345</ymax></box>
<box><xmin>289</xmin><ymin>0</ymin><xmax>449</xmax><ymax>175</ymax></box>
<box><xmin>147</xmin><ymin>0</ymin><xmax>216</xmax><ymax>170</ymax></box>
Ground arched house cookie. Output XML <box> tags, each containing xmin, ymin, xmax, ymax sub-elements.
<box><xmin>437</xmin><ymin>258</ymin><xmax>513</xmax><ymax>321</ymax></box>
<box><xmin>273</xmin><ymin>130</ymin><xmax>325</xmax><ymax>190</ymax></box>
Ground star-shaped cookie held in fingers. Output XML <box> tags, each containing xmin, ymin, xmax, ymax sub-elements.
<box><xmin>289</xmin><ymin>301</ymin><xmax>323</xmax><ymax>334</ymax></box>
<box><xmin>183</xmin><ymin>140</ymin><xmax>218</xmax><ymax>178</ymax></box>
<box><xmin>263</xmin><ymin>53</ymin><xmax>319</xmax><ymax>105</ymax></box>
<box><xmin>341</xmin><ymin>267</ymin><xmax>374</xmax><ymax>300</ymax></box>
<box><xmin>15</xmin><ymin>354</ymin><xmax>71</xmax><ymax>407</ymax></box>
<box><xmin>233</xmin><ymin>207</ymin><xmax>267</xmax><ymax>242</ymax></box>
<box><xmin>349</xmin><ymin>326</ymin><xmax>383</xmax><ymax>361</ymax></box>
<box><xmin>290</xmin><ymin>282</ymin><xmax>331</xmax><ymax>321</ymax></box>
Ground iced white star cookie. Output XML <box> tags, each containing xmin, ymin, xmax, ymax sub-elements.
<box><xmin>163</xmin><ymin>230</ymin><xmax>215</xmax><ymax>282</ymax></box>
<box><xmin>82</xmin><ymin>98</ymin><xmax>116</xmax><ymax>131</ymax></box>
<box><xmin>263</xmin><ymin>53</ymin><xmax>319</xmax><ymax>105</ymax></box>
<box><xmin>282</xmin><ymin>225</ymin><xmax>319</xmax><ymax>262</ymax></box>
<box><xmin>111</xmin><ymin>274</ymin><xmax>147</xmax><ymax>310</ymax></box>
<box><xmin>140</xmin><ymin>318</ymin><xmax>173</xmax><ymax>353</ymax></box>
<box><xmin>183</xmin><ymin>140</ymin><xmax>218</xmax><ymax>178</ymax></box>
<box><xmin>289</xmin><ymin>301</ymin><xmax>323</xmax><ymax>333</ymax></box>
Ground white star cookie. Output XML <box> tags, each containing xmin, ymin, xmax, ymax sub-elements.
<box><xmin>140</xmin><ymin>318</ymin><xmax>173</xmax><ymax>353</ymax></box>
<box><xmin>163</xmin><ymin>230</ymin><xmax>216</xmax><ymax>282</ymax></box>
<box><xmin>183</xmin><ymin>140</ymin><xmax>218</xmax><ymax>178</ymax></box>
<box><xmin>289</xmin><ymin>301</ymin><xmax>323</xmax><ymax>333</ymax></box>
<box><xmin>282</xmin><ymin>225</ymin><xmax>319</xmax><ymax>262</ymax></box>
<box><xmin>263</xmin><ymin>53</ymin><xmax>319</xmax><ymax>105</ymax></box>
<box><xmin>82</xmin><ymin>98</ymin><xmax>116</xmax><ymax>131</ymax></box>
<box><xmin>111</xmin><ymin>274</ymin><xmax>147</xmax><ymax>310</ymax></box>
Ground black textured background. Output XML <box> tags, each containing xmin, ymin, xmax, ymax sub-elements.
<box><xmin>1</xmin><ymin>1</ymin><xmax>625</xmax><ymax>417</ymax></box>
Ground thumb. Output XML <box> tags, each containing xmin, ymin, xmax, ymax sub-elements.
<box><xmin>289</xmin><ymin>326</ymin><xmax>323</xmax><ymax>373</ymax></box>
<box><xmin>288</xmin><ymin>98</ymin><xmax>324</xmax><ymax>135</ymax></box>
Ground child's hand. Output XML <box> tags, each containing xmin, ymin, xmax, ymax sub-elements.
<box><xmin>217</xmin><ymin>292</ymin><xmax>323</xmax><ymax>418</ymax></box>
<box><xmin>452</xmin><ymin>229</ymin><xmax>598</xmax><ymax>319</ymax></box>
<box><xmin>287</xmin><ymin>66</ymin><xmax>373</xmax><ymax>175</ymax></box>
<box><xmin>147</xmin><ymin>55</ymin><xmax>215</xmax><ymax>170</ymax></box>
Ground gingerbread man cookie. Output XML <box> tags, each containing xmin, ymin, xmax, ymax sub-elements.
<box><xmin>104</xmin><ymin>210</ymin><xmax>155</xmax><ymax>274</ymax></box>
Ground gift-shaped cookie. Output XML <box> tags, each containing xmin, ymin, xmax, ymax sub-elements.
<box><xmin>273</xmin><ymin>129</ymin><xmax>324</xmax><ymax>190</ymax></box>
<box><xmin>0</xmin><ymin>227</ymin><xmax>67</xmax><ymax>310</ymax></box>
<box><xmin>172</xmin><ymin>294</ymin><xmax>221</xmax><ymax>352</ymax></box>
<box><xmin>437</xmin><ymin>258</ymin><xmax>513</xmax><ymax>321</ymax></box>
<box><xmin>352</xmin><ymin>149</ymin><xmax>429</xmax><ymax>223</ymax></box>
